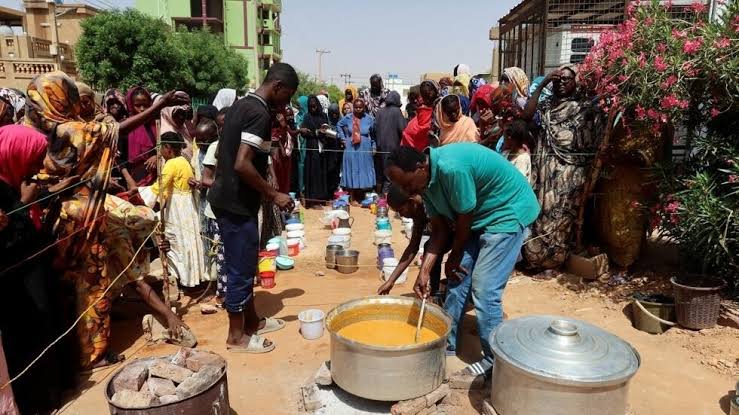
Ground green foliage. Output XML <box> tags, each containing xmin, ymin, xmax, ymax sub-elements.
<box><xmin>76</xmin><ymin>10</ymin><xmax>249</xmax><ymax>98</ymax></box>
<box><xmin>76</xmin><ymin>9</ymin><xmax>187</xmax><ymax>92</ymax></box>
<box><xmin>170</xmin><ymin>28</ymin><xmax>250</xmax><ymax>98</ymax></box>
<box><xmin>294</xmin><ymin>71</ymin><xmax>344</xmax><ymax>104</ymax></box>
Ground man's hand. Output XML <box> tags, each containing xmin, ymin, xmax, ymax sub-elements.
<box><xmin>273</xmin><ymin>192</ymin><xmax>294</xmax><ymax>211</ymax></box>
<box><xmin>445</xmin><ymin>250</ymin><xmax>469</xmax><ymax>282</ymax></box>
<box><xmin>298</xmin><ymin>127</ymin><xmax>311</xmax><ymax>135</ymax></box>
<box><xmin>160</xmin><ymin>90</ymin><xmax>191</xmax><ymax>107</ymax></box>
<box><xmin>413</xmin><ymin>272</ymin><xmax>431</xmax><ymax>299</ymax></box>
<box><xmin>377</xmin><ymin>279</ymin><xmax>395</xmax><ymax>295</ymax></box>
<box><xmin>158</xmin><ymin>238</ymin><xmax>171</xmax><ymax>253</ymax></box>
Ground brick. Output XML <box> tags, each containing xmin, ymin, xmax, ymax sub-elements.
<box><xmin>314</xmin><ymin>361</ymin><xmax>332</xmax><ymax>386</ymax></box>
<box><xmin>391</xmin><ymin>396</ymin><xmax>426</xmax><ymax>415</ymax></box>
<box><xmin>112</xmin><ymin>363</ymin><xmax>148</xmax><ymax>393</ymax></box>
<box><xmin>170</xmin><ymin>347</ymin><xmax>192</xmax><ymax>367</ymax></box>
<box><xmin>148</xmin><ymin>377</ymin><xmax>176</xmax><ymax>397</ymax></box>
<box><xmin>449</xmin><ymin>371</ymin><xmax>485</xmax><ymax>390</ymax></box>
<box><xmin>425</xmin><ymin>384</ymin><xmax>450</xmax><ymax>407</ymax></box>
<box><xmin>301</xmin><ymin>383</ymin><xmax>323</xmax><ymax>412</ymax></box>
<box><xmin>185</xmin><ymin>351</ymin><xmax>226</xmax><ymax>372</ymax></box>
<box><xmin>158</xmin><ymin>394</ymin><xmax>180</xmax><ymax>405</ymax></box>
<box><xmin>175</xmin><ymin>366</ymin><xmax>221</xmax><ymax>399</ymax></box>
<box><xmin>111</xmin><ymin>390</ymin><xmax>156</xmax><ymax>409</ymax></box>
<box><xmin>482</xmin><ymin>399</ymin><xmax>499</xmax><ymax>415</ymax></box>
<box><xmin>150</xmin><ymin>361</ymin><xmax>194</xmax><ymax>384</ymax></box>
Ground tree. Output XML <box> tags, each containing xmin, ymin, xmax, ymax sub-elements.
<box><xmin>170</xmin><ymin>28</ymin><xmax>249</xmax><ymax>99</ymax></box>
<box><xmin>294</xmin><ymin>71</ymin><xmax>345</xmax><ymax>105</ymax></box>
<box><xmin>76</xmin><ymin>9</ymin><xmax>188</xmax><ymax>92</ymax></box>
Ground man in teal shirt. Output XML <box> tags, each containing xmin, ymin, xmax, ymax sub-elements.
<box><xmin>386</xmin><ymin>143</ymin><xmax>540</xmax><ymax>378</ymax></box>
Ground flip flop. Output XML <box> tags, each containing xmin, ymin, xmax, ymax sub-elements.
<box><xmin>257</xmin><ymin>317</ymin><xmax>286</xmax><ymax>335</ymax></box>
<box><xmin>227</xmin><ymin>334</ymin><xmax>275</xmax><ymax>354</ymax></box>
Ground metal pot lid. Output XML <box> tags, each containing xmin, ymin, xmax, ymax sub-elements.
<box><xmin>490</xmin><ymin>315</ymin><xmax>640</xmax><ymax>386</ymax></box>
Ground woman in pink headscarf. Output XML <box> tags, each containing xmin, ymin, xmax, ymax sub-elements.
<box><xmin>122</xmin><ymin>86</ymin><xmax>159</xmax><ymax>187</ymax></box>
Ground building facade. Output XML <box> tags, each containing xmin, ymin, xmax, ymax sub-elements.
<box><xmin>0</xmin><ymin>1</ymin><xmax>95</xmax><ymax>90</ymax></box>
<box><xmin>136</xmin><ymin>0</ymin><xmax>282</xmax><ymax>87</ymax></box>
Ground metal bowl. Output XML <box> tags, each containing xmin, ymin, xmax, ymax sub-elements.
<box><xmin>335</xmin><ymin>250</ymin><xmax>359</xmax><ymax>274</ymax></box>
<box><xmin>325</xmin><ymin>296</ymin><xmax>452</xmax><ymax>401</ymax></box>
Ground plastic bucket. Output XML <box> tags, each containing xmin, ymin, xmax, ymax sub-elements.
<box><xmin>258</xmin><ymin>251</ymin><xmax>277</xmax><ymax>273</ymax></box>
<box><xmin>631</xmin><ymin>293</ymin><xmax>676</xmax><ymax>334</ymax></box>
<box><xmin>287</xmin><ymin>239</ymin><xmax>300</xmax><ymax>256</ymax></box>
<box><xmin>265</xmin><ymin>243</ymin><xmax>280</xmax><ymax>257</ymax></box>
<box><xmin>260</xmin><ymin>271</ymin><xmax>275</xmax><ymax>289</ymax></box>
<box><xmin>374</xmin><ymin>230</ymin><xmax>393</xmax><ymax>245</ymax></box>
<box><xmin>268</xmin><ymin>237</ymin><xmax>288</xmax><ymax>256</ymax></box>
<box><xmin>298</xmin><ymin>309</ymin><xmax>325</xmax><ymax>340</ymax></box>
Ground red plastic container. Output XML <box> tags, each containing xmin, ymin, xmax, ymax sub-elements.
<box><xmin>287</xmin><ymin>240</ymin><xmax>300</xmax><ymax>256</ymax></box>
<box><xmin>260</xmin><ymin>271</ymin><xmax>276</xmax><ymax>289</ymax></box>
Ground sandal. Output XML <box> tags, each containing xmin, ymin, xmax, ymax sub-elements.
<box><xmin>227</xmin><ymin>334</ymin><xmax>275</xmax><ymax>354</ymax></box>
<box><xmin>257</xmin><ymin>317</ymin><xmax>286</xmax><ymax>335</ymax></box>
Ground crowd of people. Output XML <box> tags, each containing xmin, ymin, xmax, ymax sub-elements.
<box><xmin>0</xmin><ymin>57</ymin><xmax>603</xmax><ymax>412</ymax></box>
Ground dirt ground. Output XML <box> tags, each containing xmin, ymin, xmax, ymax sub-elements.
<box><xmin>58</xmin><ymin>207</ymin><xmax>738</xmax><ymax>415</ymax></box>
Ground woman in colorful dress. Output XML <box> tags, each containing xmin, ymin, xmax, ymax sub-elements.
<box><xmin>24</xmin><ymin>71</ymin><xmax>190</xmax><ymax>369</ymax></box>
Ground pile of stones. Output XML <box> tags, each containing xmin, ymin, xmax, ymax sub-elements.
<box><xmin>110</xmin><ymin>348</ymin><xmax>226</xmax><ymax>409</ymax></box>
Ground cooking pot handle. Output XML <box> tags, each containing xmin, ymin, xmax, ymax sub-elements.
<box><xmin>348</xmin><ymin>216</ymin><xmax>354</xmax><ymax>227</ymax></box>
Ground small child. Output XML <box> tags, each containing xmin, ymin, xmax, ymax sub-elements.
<box><xmin>150</xmin><ymin>131</ymin><xmax>208</xmax><ymax>288</ymax></box>
<box><xmin>502</xmin><ymin>119</ymin><xmax>533</xmax><ymax>185</ymax></box>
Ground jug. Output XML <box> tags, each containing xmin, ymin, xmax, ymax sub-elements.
<box><xmin>335</xmin><ymin>216</ymin><xmax>354</xmax><ymax>229</ymax></box>
<box><xmin>376</xmin><ymin>218</ymin><xmax>391</xmax><ymax>231</ymax></box>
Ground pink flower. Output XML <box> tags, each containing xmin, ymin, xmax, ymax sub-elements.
<box><xmin>661</xmin><ymin>95</ymin><xmax>680</xmax><ymax>109</ymax></box>
<box><xmin>664</xmin><ymin>201</ymin><xmax>680</xmax><ymax>214</ymax></box>
<box><xmin>654</xmin><ymin>56</ymin><xmax>668</xmax><ymax>72</ymax></box>
<box><xmin>661</xmin><ymin>75</ymin><xmax>678</xmax><ymax>89</ymax></box>
<box><xmin>630</xmin><ymin>200</ymin><xmax>641</xmax><ymax>209</ymax></box>
<box><xmin>678</xmin><ymin>100</ymin><xmax>689</xmax><ymax>109</ymax></box>
<box><xmin>672</xmin><ymin>28</ymin><xmax>687</xmax><ymax>38</ymax></box>
<box><xmin>635</xmin><ymin>105</ymin><xmax>646</xmax><ymax>120</ymax></box>
<box><xmin>647</xmin><ymin>108</ymin><xmax>659</xmax><ymax>120</ymax></box>
<box><xmin>715</xmin><ymin>37</ymin><xmax>731</xmax><ymax>49</ymax></box>
<box><xmin>638</xmin><ymin>52</ymin><xmax>647</xmax><ymax>68</ymax></box>
<box><xmin>657</xmin><ymin>43</ymin><xmax>667</xmax><ymax>53</ymax></box>
<box><xmin>690</xmin><ymin>1</ymin><xmax>707</xmax><ymax>14</ymax></box>
<box><xmin>728</xmin><ymin>175</ymin><xmax>738</xmax><ymax>183</ymax></box>
<box><xmin>664</xmin><ymin>0</ymin><xmax>673</xmax><ymax>9</ymax></box>
<box><xmin>733</xmin><ymin>16</ymin><xmax>739</xmax><ymax>33</ymax></box>
<box><xmin>683</xmin><ymin>38</ymin><xmax>703</xmax><ymax>54</ymax></box>
<box><xmin>682</xmin><ymin>62</ymin><xmax>698</xmax><ymax>77</ymax></box>
<box><xmin>711</xmin><ymin>108</ymin><xmax>721</xmax><ymax>118</ymax></box>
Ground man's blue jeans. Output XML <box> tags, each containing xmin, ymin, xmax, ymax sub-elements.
<box><xmin>215</xmin><ymin>210</ymin><xmax>259</xmax><ymax>314</ymax></box>
<box><xmin>444</xmin><ymin>227</ymin><xmax>525</xmax><ymax>370</ymax></box>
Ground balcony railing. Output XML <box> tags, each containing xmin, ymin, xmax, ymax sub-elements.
<box><xmin>0</xmin><ymin>58</ymin><xmax>78</xmax><ymax>90</ymax></box>
<box><xmin>260</xmin><ymin>0</ymin><xmax>282</xmax><ymax>12</ymax></box>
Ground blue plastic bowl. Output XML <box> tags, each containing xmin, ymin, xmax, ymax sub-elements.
<box><xmin>276</xmin><ymin>256</ymin><xmax>295</xmax><ymax>270</ymax></box>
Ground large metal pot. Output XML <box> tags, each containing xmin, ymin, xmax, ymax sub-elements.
<box><xmin>325</xmin><ymin>296</ymin><xmax>452</xmax><ymax>401</ymax></box>
<box><xmin>334</xmin><ymin>250</ymin><xmax>359</xmax><ymax>274</ymax></box>
<box><xmin>490</xmin><ymin>315</ymin><xmax>640</xmax><ymax>415</ymax></box>
<box><xmin>105</xmin><ymin>356</ymin><xmax>229</xmax><ymax>415</ymax></box>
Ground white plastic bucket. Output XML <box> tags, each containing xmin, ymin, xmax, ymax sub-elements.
<box><xmin>328</xmin><ymin>235</ymin><xmax>351</xmax><ymax>249</ymax></box>
<box><xmin>298</xmin><ymin>309</ymin><xmax>325</xmax><ymax>340</ymax></box>
<box><xmin>374</xmin><ymin>230</ymin><xmax>393</xmax><ymax>245</ymax></box>
<box><xmin>382</xmin><ymin>258</ymin><xmax>407</xmax><ymax>284</ymax></box>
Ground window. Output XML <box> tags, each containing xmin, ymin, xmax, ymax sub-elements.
<box><xmin>261</xmin><ymin>34</ymin><xmax>270</xmax><ymax>45</ymax></box>
<box><xmin>571</xmin><ymin>38</ymin><xmax>593</xmax><ymax>53</ymax></box>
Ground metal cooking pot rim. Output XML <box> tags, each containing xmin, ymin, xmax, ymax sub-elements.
<box><xmin>325</xmin><ymin>296</ymin><xmax>452</xmax><ymax>352</ymax></box>
<box><xmin>490</xmin><ymin>315</ymin><xmax>640</xmax><ymax>386</ymax></box>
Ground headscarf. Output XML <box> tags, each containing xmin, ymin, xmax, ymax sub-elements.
<box><xmin>102</xmin><ymin>88</ymin><xmax>127</xmax><ymax>118</ymax></box>
<box><xmin>471</xmin><ymin>84</ymin><xmax>495</xmax><ymax>113</ymax></box>
<box><xmin>454</xmin><ymin>63</ymin><xmax>471</xmax><ymax>77</ymax></box>
<box><xmin>161</xmin><ymin>105</ymin><xmax>193</xmax><ymax>158</ymax></box>
<box><xmin>302</xmin><ymin>95</ymin><xmax>329</xmax><ymax>133</ymax></box>
<box><xmin>213</xmin><ymin>88</ymin><xmax>237</xmax><ymax>110</ymax></box>
<box><xmin>0</xmin><ymin>88</ymin><xmax>26</xmax><ymax>122</ymax></box>
<box><xmin>529</xmin><ymin>76</ymin><xmax>553</xmax><ymax>103</ymax></box>
<box><xmin>125</xmin><ymin>86</ymin><xmax>158</xmax><ymax>167</ymax></box>
<box><xmin>458</xmin><ymin>95</ymin><xmax>470</xmax><ymax>116</ymax></box>
<box><xmin>469</xmin><ymin>77</ymin><xmax>487</xmax><ymax>99</ymax></box>
<box><xmin>339</xmin><ymin>84</ymin><xmax>359</xmax><ymax>112</ymax></box>
<box><xmin>502</xmin><ymin>67</ymin><xmax>531</xmax><ymax>99</ymax></box>
<box><xmin>434</xmin><ymin>95</ymin><xmax>479</xmax><ymax>145</ymax></box>
<box><xmin>0</xmin><ymin>125</ymin><xmax>48</xmax><ymax>190</ymax></box>
<box><xmin>317</xmin><ymin>94</ymin><xmax>330</xmax><ymax>114</ymax></box>
<box><xmin>453</xmin><ymin>74</ymin><xmax>471</xmax><ymax>97</ymax></box>
<box><xmin>75</xmin><ymin>82</ymin><xmax>100</xmax><ymax>121</ymax></box>
<box><xmin>328</xmin><ymin>103</ymin><xmax>341</xmax><ymax>126</ymax></box>
<box><xmin>24</xmin><ymin>71</ymin><xmax>119</xmax><ymax>230</ymax></box>
<box><xmin>439</xmin><ymin>77</ymin><xmax>453</xmax><ymax>97</ymax></box>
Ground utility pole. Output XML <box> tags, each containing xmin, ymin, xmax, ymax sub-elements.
<box><xmin>316</xmin><ymin>49</ymin><xmax>330</xmax><ymax>83</ymax></box>
<box><xmin>46</xmin><ymin>0</ymin><xmax>60</xmax><ymax>65</ymax></box>
<box><xmin>340</xmin><ymin>73</ymin><xmax>351</xmax><ymax>86</ymax></box>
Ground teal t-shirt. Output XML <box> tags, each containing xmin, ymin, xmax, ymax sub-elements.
<box><xmin>422</xmin><ymin>143</ymin><xmax>540</xmax><ymax>233</ymax></box>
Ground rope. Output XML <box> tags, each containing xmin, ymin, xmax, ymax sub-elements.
<box><xmin>0</xmin><ymin>226</ymin><xmax>157</xmax><ymax>391</ymax></box>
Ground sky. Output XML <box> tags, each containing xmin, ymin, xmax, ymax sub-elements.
<box><xmin>1</xmin><ymin>0</ymin><xmax>521</xmax><ymax>85</ymax></box>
